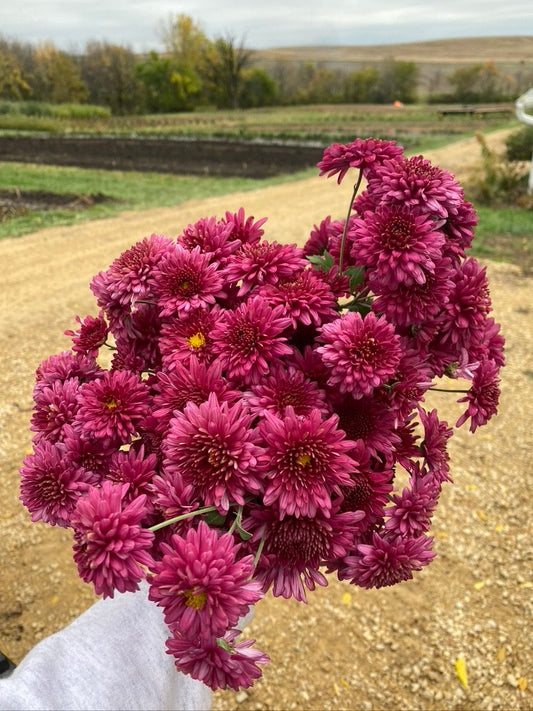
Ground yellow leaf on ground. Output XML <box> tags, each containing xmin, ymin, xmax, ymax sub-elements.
<box><xmin>473</xmin><ymin>581</ymin><xmax>486</xmax><ymax>590</ymax></box>
<box><xmin>455</xmin><ymin>656</ymin><xmax>469</xmax><ymax>688</ymax></box>
<box><xmin>494</xmin><ymin>523</ymin><xmax>505</xmax><ymax>532</ymax></box>
<box><xmin>476</xmin><ymin>509</ymin><xmax>488</xmax><ymax>521</ymax></box>
<box><xmin>517</xmin><ymin>677</ymin><xmax>528</xmax><ymax>691</ymax></box>
<box><xmin>520</xmin><ymin>582</ymin><xmax>532</xmax><ymax>589</ymax></box>
<box><xmin>496</xmin><ymin>647</ymin><xmax>506</xmax><ymax>662</ymax></box>
<box><xmin>341</xmin><ymin>591</ymin><xmax>352</xmax><ymax>606</ymax></box>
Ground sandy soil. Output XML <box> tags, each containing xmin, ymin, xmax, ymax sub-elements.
<box><xmin>1</xmin><ymin>128</ymin><xmax>531</xmax><ymax>710</ymax></box>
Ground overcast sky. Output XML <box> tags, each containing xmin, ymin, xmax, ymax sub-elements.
<box><xmin>1</xmin><ymin>1</ymin><xmax>532</xmax><ymax>52</ymax></box>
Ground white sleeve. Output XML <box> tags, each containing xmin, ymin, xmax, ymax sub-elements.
<box><xmin>0</xmin><ymin>583</ymin><xmax>212</xmax><ymax>711</ymax></box>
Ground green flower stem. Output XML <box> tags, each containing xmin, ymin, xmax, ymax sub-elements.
<box><xmin>227</xmin><ymin>505</ymin><xmax>244</xmax><ymax>536</ymax></box>
<box><xmin>430</xmin><ymin>387</ymin><xmax>469</xmax><ymax>394</ymax></box>
<box><xmin>253</xmin><ymin>534</ymin><xmax>266</xmax><ymax>568</ymax></box>
<box><xmin>338</xmin><ymin>168</ymin><xmax>363</xmax><ymax>276</ymax></box>
<box><xmin>147</xmin><ymin>505</ymin><xmax>218</xmax><ymax>533</ymax></box>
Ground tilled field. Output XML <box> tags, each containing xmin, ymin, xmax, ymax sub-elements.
<box><xmin>0</xmin><ymin>128</ymin><xmax>531</xmax><ymax>710</ymax></box>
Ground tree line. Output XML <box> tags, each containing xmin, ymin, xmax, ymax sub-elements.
<box><xmin>0</xmin><ymin>15</ymin><xmax>526</xmax><ymax>114</ymax></box>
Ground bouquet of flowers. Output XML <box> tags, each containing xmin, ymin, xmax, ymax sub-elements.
<box><xmin>20</xmin><ymin>137</ymin><xmax>504</xmax><ymax>691</ymax></box>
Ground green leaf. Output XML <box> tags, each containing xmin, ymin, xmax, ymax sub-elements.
<box><xmin>306</xmin><ymin>250</ymin><xmax>335</xmax><ymax>273</ymax></box>
<box><xmin>204</xmin><ymin>511</ymin><xmax>227</xmax><ymax>527</ymax></box>
<box><xmin>344</xmin><ymin>265</ymin><xmax>365</xmax><ymax>292</ymax></box>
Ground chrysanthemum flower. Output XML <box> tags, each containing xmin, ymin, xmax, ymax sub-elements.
<box><xmin>249</xmin><ymin>502</ymin><xmax>364</xmax><ymax>601</ymax></box>
<box><xmin>149</xmin><ymin>521</ymin><xmax>263</xmax><ymax>640</ymax></box>
<box><xmin>210</xmin><ymin>296</ymin><xmax>292</xmax><ymax>385</ymax></box>
<box><xmin>338</xmin><ymin>443</ymin><xmax>393</xmax><ymax>531</ymax></box>
<box><xmin>64</xmin><ymin>312</ymin><xmax>108</xmax><ymax>358</ymax></box>
<box><xmin>384</xmin><ymin>466</ymin><xmax>440</xmax><ymax>537</ymax></box>
<box><xmin>107</xmin><ymin>446</ymin><xmax>158</xmax><ymax>506</ymax></box>
<box><xmin>90</xmin><ymin>234</ymin><xmax>174</xmax><ymax>308</ymax></box>
<box><xmin>419</xmin><ymin>407</ymin><xmax>453</xmax><ymax>483</ymax></box>
<box><xmin>111</xmin><ymin>303</ymin><xmax>162</xmax><ymax>372</ymax></box>
<box><xmin>456</xmin><ymin>359</ymin><xmax>501</xmax><ymax>432</ymax></box>
<box><xmin>442</xmin><ymin>200</ymin><xmax>477</xmax><ymax>260</ymax></box>
<box><xmin>317</xmin><ymin>311</ymin><xmax>402</xmax><ymax>399</ymax></box>
<box><xmin>371</xmin><ymin>256</ymin><xmax>454</xmax><ymax>327</ymax></box>
<box><xmin>30</xmin><ymin>377</ymin><xmax>80</xmax><ymax>444</ymax></box>
<box><xmin>243</xmin><ymin>362</ymin><xmax>330</xmax><ymax>419</ymax></box>
<box><xmin>20</xmin><ymin>441</ymin><xmax>96</xmax><ymax>527</ymax></box>
<box><xmin>222</xmin><ymin>207</ymin><xmax>267</xmax><ymax>245</ymax></box>
<box><xmin>152</xmin><ymin>357</ymin><xmax>238</xmax><ymax>432</ymax></box>
<box><xmin>149</xmin><ymin>469</ymin><xmax>198</xmax><ymax>530</ymax></box>
<box><xmin>303</xmin><ymin>216</ymin><xmax>333</xmax><ymax>257</ymax></box>
<box><xmin>61</xmin><ymin>424</ymin><xmax>114</xmax><ymax>482</ymax></box>
<box><xmin>439</xmin><ymin>257</ymin><xmax>492</xmax><ymax>349</ymax></box>
<box><xmin>76</xmin><ymin>369</ymin><xmax>150</xmax><ymax>443</ymax></box>
<box><xmin>257</xmin><ymin>269</ymin><xmax>338</xmax><ymax>328</ymax></box>
<box><xmin>260</xmin><ymin>407</ymin><xmax>356</xmax><ymax>519</ymax></box>
<box><xmin>166</xmin><ymin>628</ymin><xmax>269</xmax><ymax>691</ymax></box>
<box><xmin>72</xmin><ymin>481</ymin><xmax>154</xmax><ymax>598</ymax></box>
<box><xmin>318</xmin><ymin>137</ymin><xmax>404</xmax><ymax>184</ymax></box>
<box><xmin>222</xmin><ymin>240</ymin><xmax>307</xmax><ymax>297</ymax></box>
<box><xmin>34</xmin><ymin>351</ymin><xmax>100</xmax><ymax>396</ymax></box>
<box><xmin>335</xmin><ymin>394</ymin><xmax>401</xmax><ymax>461</ymax></box>
<box><xmin>368</xmin><ymin>155</ymin><xmax>464</xmax><ymax>220</ymax></box>
<box><xmin>351</xmin><ymin>205</ymin><xmax>445</xmax><ymax>288</ymax></box>
<box><xmin>164</xmin><ymin>393</ymin><xmax>266</xmax><ymax>512</ymax></box>
<box><xmin>159</xmin><ymin>307</ymin><xmax>219</xmax><ymax>369</ymax></box>
<box><xmin>150</xmin><ymin>244</ymin><xmax>225</xmax><ymax>317</ymax></box>
<box><xmin>341</xmin><ymin>531</ymin><xmax>435</xmax><ymax>588</ymax></box>
<box><xmin>178</xmin><ymin>216</ymin><xmax>241</xmax><ymax>265</ymax></box>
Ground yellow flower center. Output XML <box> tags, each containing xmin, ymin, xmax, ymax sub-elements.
<box><xmin>188</xmin><ymin>331</ymin><xmax>206</xmax><ymax>349</ymax></box>
<box><xmin>105</xmin><ymin>398</ymin><xmax>118</xmax><ymax>410</ymax></box>
<box><xmin>297</xmin><ymin>453</ymin><xmax>311</xmax><ymax>467</ymax></box>
<box><xmin>183</xmin><ymin>589</ymin><xmax>207</xmax><ymax>610</ymax></box>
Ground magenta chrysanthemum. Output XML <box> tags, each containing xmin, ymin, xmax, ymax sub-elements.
<box><xmin>90</xmin><ymin>234</ymin><xmax>174</xmax><ymax>309</ymax></box>
<box><xmin>164</xmin><ymin>393</ymin><xmax>265</xmax><ymax>512</ymax></box>
<box><xmin>368</xmin><ymin>155</ymin><xmax>464</xmax><ymax>219</ymax></box>
<box><xmin>260</xmin><ymin>407</ymin><xmax>356</xmax><ymax>519</ymax></box>
<box><xmin>211</xmin><ymin>296</ymin><xmax>292</xmax><ymax>385</ymax></box>
<box><xmin>30</xmin><ymin>377</ymin><xmax>80</xmax><ymax>444</ymax></box>
<box><xmin>317</xmin><ymin>311</ymin><xmax>402</xmax><ymax>398</ymax></box>
<box><xmin>222</xmin><ymin>240</ymin><xmax>307</xmax><ymax>296</ymax></box>
<box><xmin>76</xmin><ymin>369</ymin><xmax>150</xmax><ymax>442</ymax></box>
<box><xmin>20</xmin><ymin>441</ymin><xmax>96</xmax><ymax>527</ymax></box>
<box><xmin>149</xmin><ymin>521</ymin><xmax>263</xmax><ymax>639</ymax></box>
<box><xmin>243</xmin><ymin>362</ymin><xmax>330</xmax><ymax>419</ymax></box>
<box><xmin>249</xmin><ymin>503</ymin><xmax>363</xmax><ymax>601</ymax></box>
<box><xmin>150</xmin><ymin>244</ymin><xmax>225</xmax><ymax>317</ymax></box>
<box><xmin>384</xmin><ymin>468</ymin><xmax>440</xmax><ymax>537</ymax></box>
<box><xmin>257</xmin><ymin>269</ymin><xmax>338</xmax><ymax>328</ymax></box>
<box><xmin>72</xmin><ymin>481</ymin><xmax>154</xmax><ymax>598</ymax></box>
<box><xmin>351</xmin><ymin>205</ymin><xmax>445</xmax><ymax>287</ymax></box>
<box><xmin>318</xmin><ymin>137</ymin><xmax>404</xmax><ymax>184</ymax></box>
<box><xmin>159</xmin><ymin>307</ymin><xmax>219</xmax><ymax>369</ymax></box>
<box><xmin>342</xmin><ymin>532</ymin><xmax>435</xmax><ymax>588</ymax></box>
<box><xmin>456</xmin><ymin>359</ymin><xmax>501</xmax><ymax>432</ymax></box>
<box><xmin>64</xmin><ymin>312</ymin><xmax>108</xmax><ymax>357</ymax></box>
<box><xmin>166</xmin><ymin>628</ymin><xmax>269</xmax><ymax>691</ymax></box>
<box><xmin>178</xmin><ymin>216</ymin><xmax>240</xmax><ymax>264</ymax></box>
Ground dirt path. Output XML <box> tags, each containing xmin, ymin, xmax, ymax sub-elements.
<box><xmin>1</xmin><ymin>128</ymin><xmax>531</xmax><ymax>710</ymax></box>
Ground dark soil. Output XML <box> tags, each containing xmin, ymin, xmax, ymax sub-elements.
<box><xmin>0</xmin><ymin>136</ymin><xmax>324</xmax><ymax>179</ymax></box>
<box><xmin>0</xmin><ymin>189</ymin><xmax>116</xmax><ymax>222</ymax></box>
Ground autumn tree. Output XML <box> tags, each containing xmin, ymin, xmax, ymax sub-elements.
<box><xmin>0</xmin><ymin>43</ymin><xmax>31</xmax><ymax>99</ymax></box>
<box><xmin>136</xmin><ymin>51</ymin><xmax>201</xmax><ymax>112</ymax></box>
<box><xmin>448</xmin><ymin>62</ymin><xmax>514</xmax><ymax>103</ymax></box>
<box><xmin>202</xmin><ymin>36</ymin><xmax>253</xmax><ymax>109</ymax></box>
<box><xmin>32</xmin><ymin>44</ymin><xmax>87</xmax><ymax>103</ymax></box>
<box><xmin>344</xmin><ymin>67</ymin><xmax>380</xmax><ymax>103</ymax></box>
<box><xmin>80</xmin><ymin>42</ymin><xmax>143</xmax><ymax>114</ymax></box>
<box><xmin>371</xmin><ymin>58</ymin><xmax>419</xmax><ymax>104</ymax></box>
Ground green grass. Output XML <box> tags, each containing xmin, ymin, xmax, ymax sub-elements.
<box><xmin>471</xmin><ymin>206</ymin><xmax>533</xmax><ymax>270</ymax></box>
<box><xmin>0</xmin><ymin>161</ymin><xmax>314</xmax><ymax>240</ymax></box>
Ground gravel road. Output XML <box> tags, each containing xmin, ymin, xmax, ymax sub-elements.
<box><xmin>0</xmin><ymin>128</ymin><xmax>530</xmax><ymax>710</ymax></box>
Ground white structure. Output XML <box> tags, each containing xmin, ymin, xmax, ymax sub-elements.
<box><xmin>515</xmin><ymin>88</ymin><xmax>533</xmax><ymax>194</ymax></box>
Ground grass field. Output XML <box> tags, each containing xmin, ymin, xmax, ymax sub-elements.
<box><xmin>0</xmin><ymin>103</ymin><xmax>516</xmax><ymax>150</ymax></box>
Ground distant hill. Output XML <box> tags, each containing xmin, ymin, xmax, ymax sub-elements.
<box><xmin>251</xmin><ymin>36</ymin><xmax>533</xmax><ymax>97</ymax></box>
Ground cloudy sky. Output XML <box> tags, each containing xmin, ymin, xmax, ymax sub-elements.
<box><xmin>1</xmin><ymin>0</ymin><xmax>531</xmax><ymax>52</ymax></box>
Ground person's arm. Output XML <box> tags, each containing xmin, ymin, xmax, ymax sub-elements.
<box><xmin>0</xmin><ymin>584</ymin><xmax>211</xmax><ymax>711</ymax></box>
